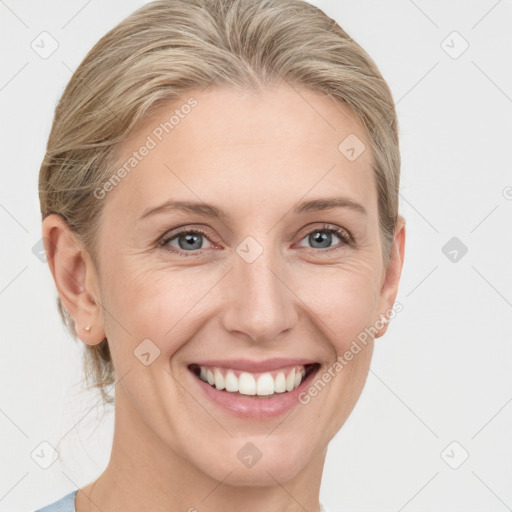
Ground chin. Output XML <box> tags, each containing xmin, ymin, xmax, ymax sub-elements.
<box><xmin>185</xmin><ymin>431</ymin><xmax>321</xmax><ymax>487</ymax></box>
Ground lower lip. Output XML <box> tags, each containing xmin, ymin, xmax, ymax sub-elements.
<box><xmin>188</xmin><ymin>365</ymin><xmax>320</xmax><ymax>419</ymax></box>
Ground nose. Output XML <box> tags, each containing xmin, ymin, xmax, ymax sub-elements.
<box><xmin>220</xmin><ymin>245</ymin><xmax>298</xmax><ymax>344</ymax></box>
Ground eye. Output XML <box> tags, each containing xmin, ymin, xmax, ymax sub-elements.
<box><xmin>159</xmin><ymin>227</ymin><xmax>215</xmax><ymax>256</ymax></box>
<box><xmin>159</xmin><ymin>223</ymin><xmax>352</xmax><ymax>257</ymax></box>
<box><xmin>297</xmin><ymin>224</ymin><xmax>352</xmax><ymax>253</ymax></box>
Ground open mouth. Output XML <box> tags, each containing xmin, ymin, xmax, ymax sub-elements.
<box><xmin>188</xmin><ymin>362</ymin><xmax>320</xmax><ymax>398</ymax></box>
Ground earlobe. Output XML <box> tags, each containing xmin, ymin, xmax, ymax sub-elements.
<box><xmin>42</xmin><ymin>214</ymin><xmax>105</xmax><ymax>345</ymax></box>
<box><xmin>74</xmin><ymin>322</ymin><xmax>102</xmax><ymax>345</ymax></box>
<box><xmin>374</xmin><ymin>215</ymin><xmax>406</xmax><ymax>339</ymax></box>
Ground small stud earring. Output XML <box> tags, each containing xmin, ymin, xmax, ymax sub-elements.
<box><xmin>84</xmin><ymin>325</ymin><xmax>92</xmax><ymax>333</ymax></box>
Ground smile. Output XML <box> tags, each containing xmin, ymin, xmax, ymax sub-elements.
<box><xmin>189</xmin><ymin>363</ymin><xmax>320</xmax><ymax>397</ymax></box>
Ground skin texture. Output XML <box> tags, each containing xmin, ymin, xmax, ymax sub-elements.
<box><xmin>43</xmin><ymin>83</ymin><xmax>405</xmax><ymax>512</ymax></box>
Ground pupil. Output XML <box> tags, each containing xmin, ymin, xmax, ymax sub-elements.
<box><xmin>180</xmin><ymin>233</ymin><xmax>201</xmax><ymax>250</ymax></box>
<box><xmin>311</xmin><ymin>231</ymin><xmax>330</xmax><ymax>248</ymax></box>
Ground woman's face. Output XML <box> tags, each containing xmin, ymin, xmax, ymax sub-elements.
<box><xmin>89</xmin><ymin>84</ymin><xmax>404</xmax><ymax>485</ymax></box>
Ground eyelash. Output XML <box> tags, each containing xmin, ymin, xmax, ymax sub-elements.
<box><xmin>158</xmin><ymin>223</ymin><xmax>352</xmax><ymax>257</ymax></box>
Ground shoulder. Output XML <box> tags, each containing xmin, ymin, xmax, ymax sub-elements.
<box><xmin>33</xmin><ymin>490</ymin><xmax>78</xmax><ymax>512</ymax></box>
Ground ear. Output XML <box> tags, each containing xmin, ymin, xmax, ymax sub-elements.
<box><xmin>374</xmin><ymin>215</ymin><xmax>406</xmax><ymax>339</ymax></box>
<box><xmin>42</xmin><ymin>213</ymin><xmax>105</xmax><ymax>345</ymax></box>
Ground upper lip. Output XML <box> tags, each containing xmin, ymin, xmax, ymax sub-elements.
<box><xmin>189</xmin><ymin>358</ymin><xmax>318</xmax><ymax>373</ymax></box>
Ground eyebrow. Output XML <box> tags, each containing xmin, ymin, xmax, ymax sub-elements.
<box><xmin>138</xmin><ymin>196</ymin><xmax>367</xmax><ymax>222</ymax></box>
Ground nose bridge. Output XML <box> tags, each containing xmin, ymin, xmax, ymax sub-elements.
<box><xmin>221</xmin><ymin>234</ymin><xmax>297</xmax><ymax>342</ymax></box>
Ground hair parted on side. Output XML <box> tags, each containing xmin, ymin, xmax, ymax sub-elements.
<box><xmin>39</xmin><ymin>0</ymin><xmax>401</xmax><ymax>406</ymax></box>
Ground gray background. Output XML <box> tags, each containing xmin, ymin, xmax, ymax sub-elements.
<box><xmin>1</xmin><ymin>0</ymin><xmax>511</xmax><ymax>511</ymax></box>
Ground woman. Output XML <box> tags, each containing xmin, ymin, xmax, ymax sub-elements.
<box><xmin>36</xmin><ymin>0</ymin><xmax>405</xmax><ymax>510</ymax></box>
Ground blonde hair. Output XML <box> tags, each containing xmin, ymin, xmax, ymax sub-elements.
<box><xmin>38</xmin><ymin>0</ymin><xmax>401</xmax><ymax>406</ymax></box>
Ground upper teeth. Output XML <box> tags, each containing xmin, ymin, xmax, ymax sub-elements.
<box><xmin>197</xmin><ymin>365</ymin><xmax>307</xmax><ymax>396</ymax></box>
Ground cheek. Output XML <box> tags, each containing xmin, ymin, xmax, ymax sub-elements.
<box><xmin>294</xmin><ymin>266</ymin><xmax>378</xmax><ymax>435</ymax></box>
<box><xmin>101</xmin><ymin>258</ymin><xmax>222</xmax><ymax>358</ymax></box>
<box><xmin>293</xmin><ymin>260</ymin><xmax>381</xmax><ymax>350</ymax></box>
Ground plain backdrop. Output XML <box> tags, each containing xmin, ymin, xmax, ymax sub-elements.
<box><xmin>1</xmin><ymin>1</ymin><xmax>511</xmax><ymax>511</ymax></box>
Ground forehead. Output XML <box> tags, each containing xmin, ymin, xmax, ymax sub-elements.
<box><xmin>104</xmin><ymin>84</ymin><xmax>377</xmax><ymax>223</ymax></box>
